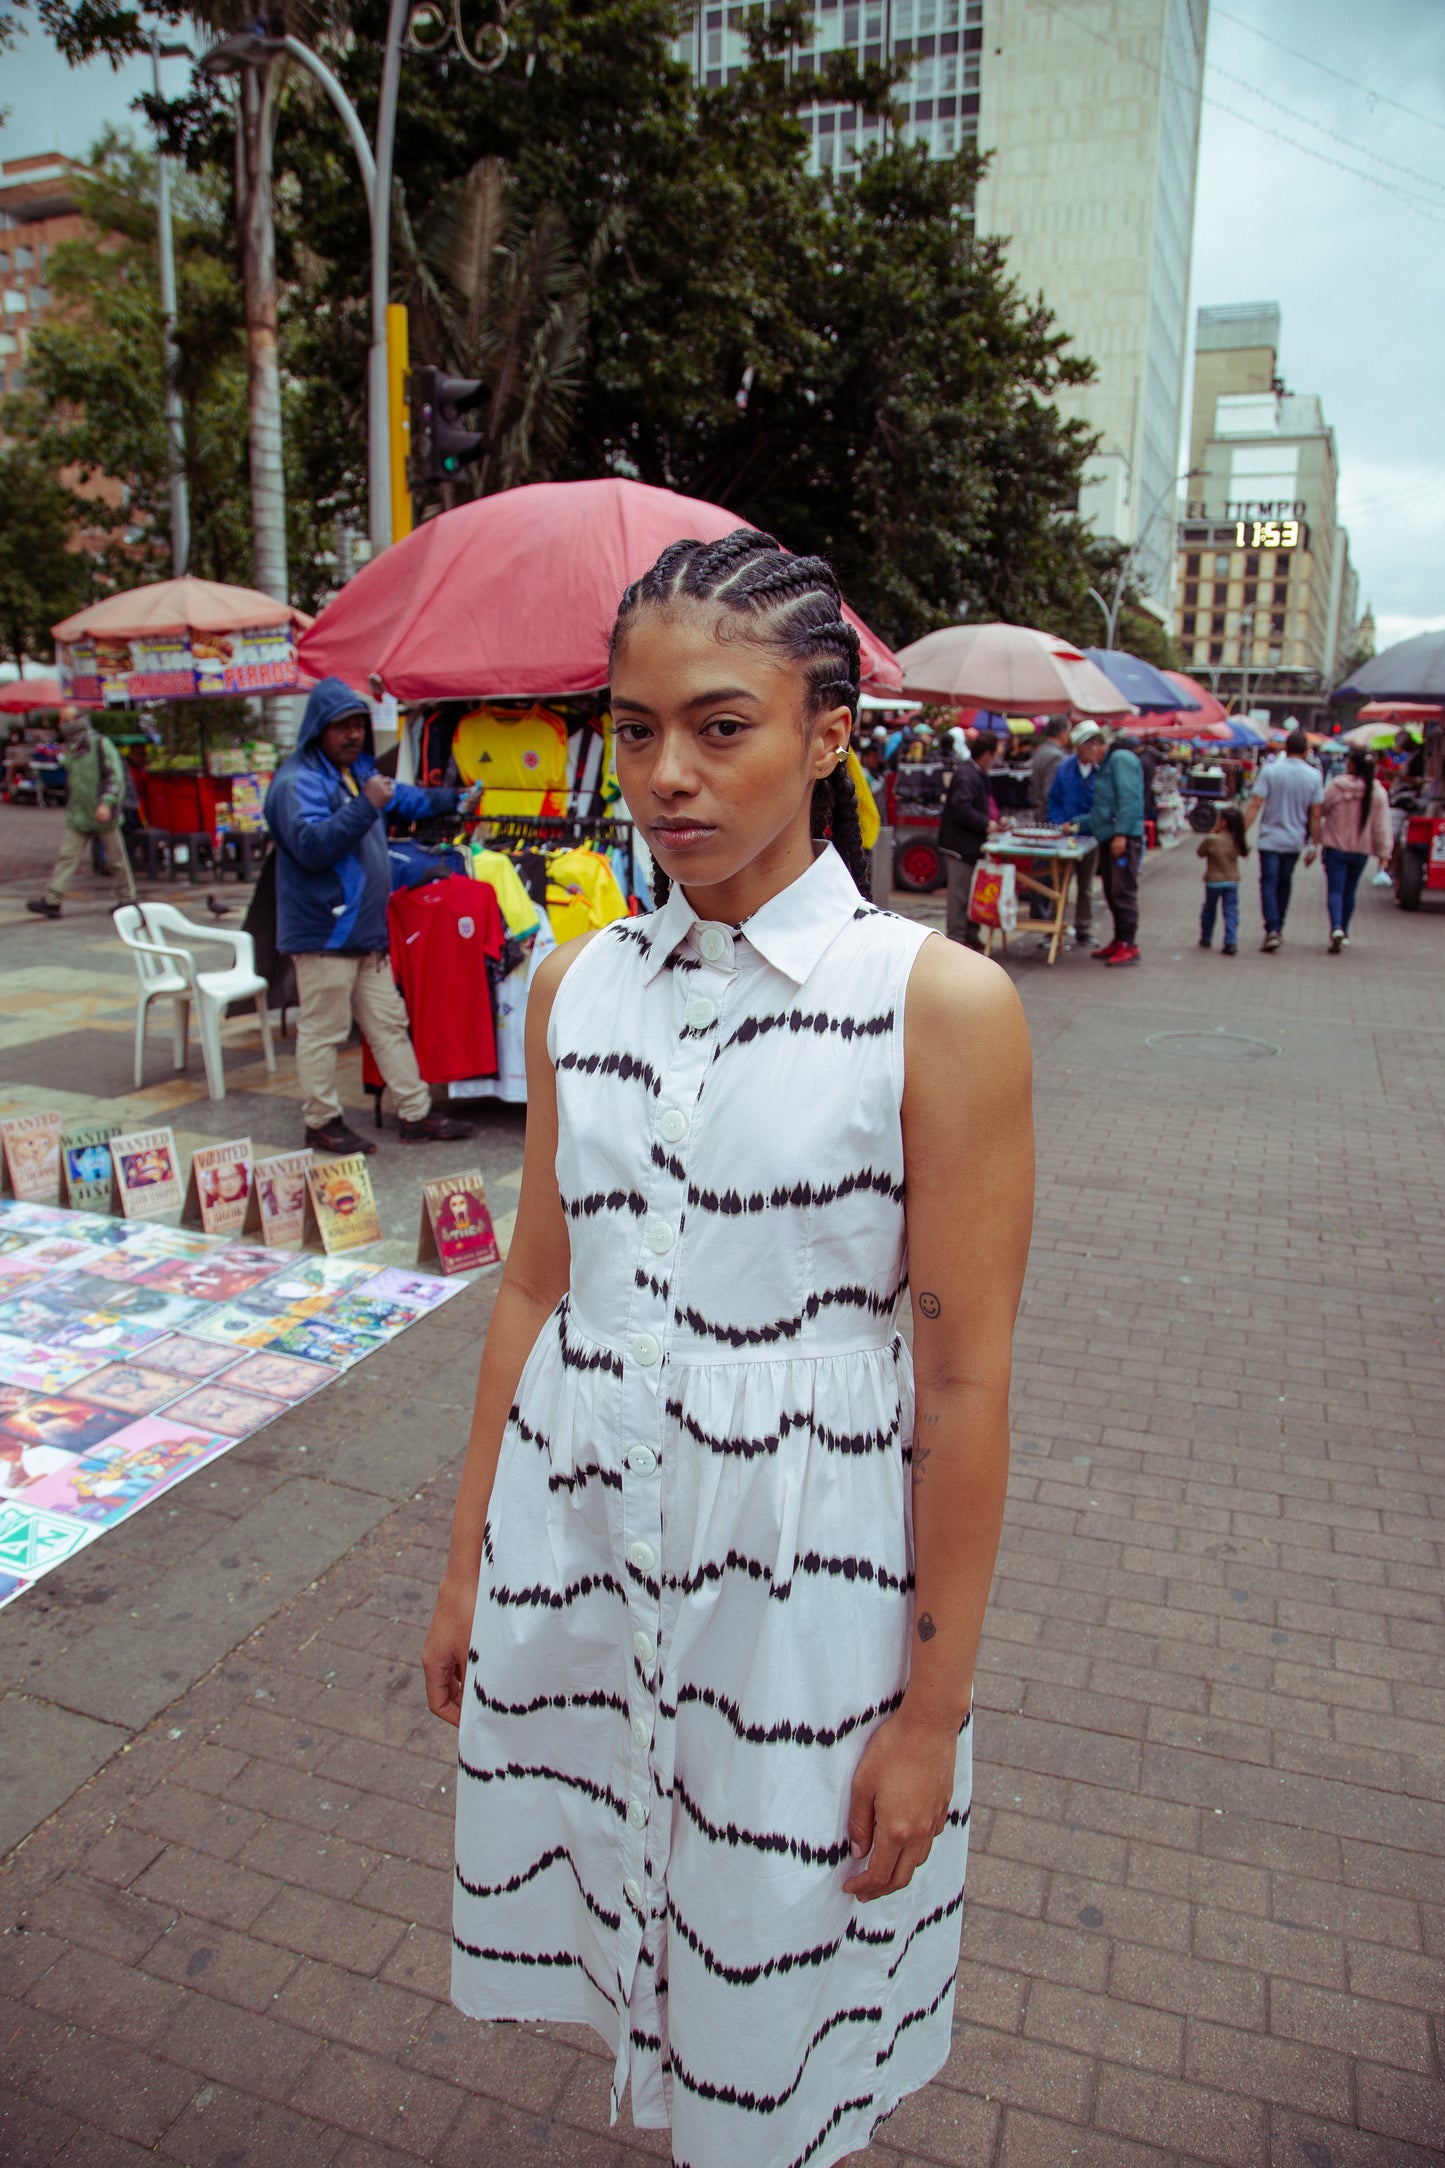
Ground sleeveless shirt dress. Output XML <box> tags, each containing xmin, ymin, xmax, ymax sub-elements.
<box><xmin>453</xmin><ymin>844</ymin><xmax>974</xmax><ymax>2168</ymax></box>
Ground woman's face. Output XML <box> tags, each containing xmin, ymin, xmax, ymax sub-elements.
<box><xmin>611</xmin><ymin>605</ymin><xmax>850</xmax><ymax>903</ymax></box>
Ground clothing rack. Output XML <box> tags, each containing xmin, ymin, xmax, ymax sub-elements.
<box><xmin>485</xmin><ymin>810</ymin><xmax>634</xmax><ymax>851</ymax></box>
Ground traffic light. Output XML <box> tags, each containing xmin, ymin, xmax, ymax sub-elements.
<box><xmin>408</xmin><ymin>364</ymin><xmax>486</xmax><ymax>485</ymax></box>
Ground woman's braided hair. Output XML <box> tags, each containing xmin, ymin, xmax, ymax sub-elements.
<box><xmin>610</xmin><ymin>528</ymin><xmax>872</xmax><ymax>904</ymax></box>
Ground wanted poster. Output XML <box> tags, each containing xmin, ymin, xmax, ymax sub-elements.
<box><xmin>302</xmin><ymin>1155</ymin><xmax>382</xmax><ymax>1255</ymax></box>
<box><xmin>417</xmin><ymin>1171</ymin><xmax>501</xmax><ymax>1275</ymax></box>
<box><xmin>59</xmin><ymin>1124</ymin><xmax>121</xmax><ymax>1213</ymax></box>
<box><xmin>183</xmin><ymin>1139</ymin><xmax>254</xmax><ymax>1236</ymax></box>
<box><xmin>109</xmin><ymin>1129</ymin><xmax>185</xmax><ymax>1222</ymax></box>
<box><xmin>245</xmin><ymin>1151</ymin><xmax>313</xmax><ymax>1248</ymax></box>
<box><xmin>1</xmin><ymin>1112</ymin><xmax>63</xmax><ymax>1203</ymax></box>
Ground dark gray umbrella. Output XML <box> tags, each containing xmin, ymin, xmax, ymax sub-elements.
<box><xmin>1331</xmin><ymin>629</ymin><xmax>1445</xmax><ymax>703</ymax></box>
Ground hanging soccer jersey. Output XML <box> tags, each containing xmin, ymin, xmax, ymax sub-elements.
<box><xmin>451</xmin><ymin>704</ymin><xmax>570</xmax><ymax>816</ymax></box>
<box><xmin>544</xmin><ymin>845</ymin><xmax>629</xmax><ymax>943</ymax></box>
<box><xmin>386</xmin><ymin>875</ymin><xmax>506</xmax><ymax>1082</ymax></box>
<box><xmin>469</xmin><ymin>846</ymin><xmax>542</xmax><ymax>938</ymax></box>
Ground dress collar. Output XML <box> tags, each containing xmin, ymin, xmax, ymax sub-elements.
<box><xmin>642</xmin><ymin>843</ymin><xmax>866</xmax><ymax>987</ymax></box>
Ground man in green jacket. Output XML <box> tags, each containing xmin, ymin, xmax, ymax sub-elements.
<box><xmin>26</xmin><ymin>708</ymin><xmax>137</xmax><ymax>919</ymax></box>
<box><xmin>1075</xmin><ymin>733</ymin><xmax>1145</xmax><ymax>965</ymax></box>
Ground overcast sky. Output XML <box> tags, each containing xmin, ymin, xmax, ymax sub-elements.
<box><xmin>2</xmin><ymin>1</ymin><xmax>1442</xmax><ymax>651</ymax></box>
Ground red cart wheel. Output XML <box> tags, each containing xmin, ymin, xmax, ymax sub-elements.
<box><xmin>895</xmin><ymin>837</ymin><xmax>944</xmax><ymax>892</ymax></box>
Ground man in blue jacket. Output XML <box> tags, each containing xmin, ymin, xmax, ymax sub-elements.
<box><xmin>1046</xmin><ymin>720</ymin><xmax>1105</xmax><ymax>948</ymax></box>
<box><xmin>1072</xmin><ymin>730</ymin><xmax>1146</xmax><ymax>965</ymax></box>
<box><xmin>264</xmin><ymin>677</ymin><xmax>478</xmax><ymax>1154</ymax></box>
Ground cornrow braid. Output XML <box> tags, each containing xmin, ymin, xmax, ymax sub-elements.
<box><xmin>612</xmin><ymin>528</ymin><xmax>872</xmax><ymax>905</ymax></box>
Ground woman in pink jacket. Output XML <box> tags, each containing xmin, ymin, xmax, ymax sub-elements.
<box><xmin>1320</xmin><ymin>748</ymin><xmax>1393</xmax><ymax>953</ymax></box>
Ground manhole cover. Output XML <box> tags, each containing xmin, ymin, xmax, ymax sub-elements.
<box><xmin>1146</xmin><ymin>1027</ymin><xmax>1280</xmax><ymax>1062</ymax></box>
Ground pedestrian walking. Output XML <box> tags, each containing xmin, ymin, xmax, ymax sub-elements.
<box><xmin>25</xmin><ymin>708</ymin><xmax>137</xmax><ymax>919</ymax></box>
<box><xmin>1073</xmin><ymin>730</ymin><xmax>1145</xmax><ymax>964</ymax></box>
<box><xmin>1047</xmin><ymin>720</ymin><xmax>1105</xmax><ymax>946</ymax></box>
<box><xmin>1320</xmin><ymin>746</ymin><xmax>1392</xmax><ymax>953</ymax></box>
<box><xmin>263</xmin><ymin>677</ymin><xmax>479</xmax><ymax>1154</ymax></box>
<box><xmin>939</xmin><ymin>726</ymin><xmax>1001</xmax><ymax>948</ymax></box>
<box><xmin>1197</xmin><ymin>804</ymin><xmax>1248</xmax><ymax>954</ymax></box>
<box><xmin>1029</xmin><ymin>714</ymin><xmax>1070</xmax><ymax>819</ymax></box>
<box><xmin>423</xmin><ymin>529</ymin><xmax>1032</xmax><ymax>2168</ymax></box>
<box><xmin>1245</xmin><ymin>728</ymin><xmax>1322</xmax><ymax>950</ymax></box>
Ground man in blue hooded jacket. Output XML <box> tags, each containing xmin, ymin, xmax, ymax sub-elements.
<box><xmin>264</xmin><ymin>677</ymin><xmax>478</xmax><ymax>1154</ymax></box>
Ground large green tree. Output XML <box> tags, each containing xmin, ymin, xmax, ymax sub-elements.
<box><xmin>0</xmin><ymin>444</ymin><xmax>91</xmax><ymax>668</ymax></box>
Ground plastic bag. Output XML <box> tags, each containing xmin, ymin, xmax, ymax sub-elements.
<box><xmin>968</xmin><ymin>859</ymin><xmax>1018</xmax><ymax>933</ymax></box>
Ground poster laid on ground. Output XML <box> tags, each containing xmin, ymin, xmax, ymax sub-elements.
<box><xmin>418</xmin><ymin>1172</ymin><xmax>502</xmax><ymax>1274</ymax></box>
<box><xmin>184</xmin><ymin>1140</ymin><xmax>254</xmax><ymax>1236</ymax></box>
<box><xmin>0</xmin><ymin>1198</ymin><xmax>461</xmax><ymax>1609</ymax></box>
<box><xmin>110</xmin><ymin>1128</ymin><xmax>185</xmax><ymax>1221</ymax></box>
<box><xmin>1</xmin><ymin>1113</ymin><xmax>63</xmax><ymax>1203</ymax></box>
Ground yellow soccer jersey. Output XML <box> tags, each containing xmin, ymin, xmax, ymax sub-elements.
<box><xmin>452</xmin><ymin>704</ymin><xmax>569</xmax><ymax>816</ymax></box>
<box><xmin>470</xmin><ymin>848</ymin><xmax>542</xmax><ymax>938</ymax></box>
<box><xmin>545</xmin><ymin>847</ymin><xmax>629</xmax><ymax>943</ymax></box>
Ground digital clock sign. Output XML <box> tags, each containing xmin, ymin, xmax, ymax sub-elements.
<box><xmin>1235</xmin><ymin>519</ymin><xmax>1301</xmax><ymax>549</ymax></box>
<box><xmin>1181</xmin><ymin>520</ymin><xmax>1309</xmax><ymax>554</ymax></box>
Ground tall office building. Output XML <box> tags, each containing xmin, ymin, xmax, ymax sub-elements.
<box><xmin>674</xmin><ymin>0</ymin><xmax>1208</xmax><ymax>612</ymax></box>
<box><xmin>0</xmin><ymin>154</ymin><xmax>87</xmax><ymax>399</ymax></box>
<box><xmin>1175</xmin><ymin>302</ymin><xmax>1358</xmax><ymax>698</ymax></box>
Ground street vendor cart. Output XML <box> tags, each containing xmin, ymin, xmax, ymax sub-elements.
<box><xmin>975</xmin><ymin>830</ymin><xmax>1094</xmax><ymax>965</ymax></box>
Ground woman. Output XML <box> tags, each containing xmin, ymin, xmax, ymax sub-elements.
<box><xmin>423</xmin><ymin>530</ymin><xmax>1034</xmax><ymax>2166</ymax></box>
<box><xmin>1320</xmin><ymin>745</ymin><xmax>1392</xmax><ymax>953</ymax></box>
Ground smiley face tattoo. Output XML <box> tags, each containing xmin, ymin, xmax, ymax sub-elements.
<box><xmin>919</xmin><ymin>1291</ymin><xmax>941</xmax><ymax>1319</ymax></box>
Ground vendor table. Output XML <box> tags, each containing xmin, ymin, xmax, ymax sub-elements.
<box><xmin>978</xmin><ymin>834</ymin><xmax>1094</xmax><ymax>965</ymax></box>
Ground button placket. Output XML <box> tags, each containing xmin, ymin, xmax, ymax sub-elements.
<box><xmin>617</xmin><ymin>936</ymin><xmax>734</xmax><ymax>1914</ymax></box>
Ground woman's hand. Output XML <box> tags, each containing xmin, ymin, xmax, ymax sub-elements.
<box><xmin>422</xmin><ymin>1573</ymin><xmax>476</xmax><ymax>1727</ymax></box>
<box><xmin>843</xmin><ymin>1707</ymin><xmax>960</xmax><ymax>1901</ymax></box>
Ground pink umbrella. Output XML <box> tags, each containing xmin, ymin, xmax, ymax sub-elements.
<box><xmin>299</xmin><ymin>480</ymin><xmax>902</xmax><ymax>699</ymax></box>
<box><xmin>0</xmin><ymin>677</ymin><xmax>64</xmax><ymax>714</ymax></box>
<box><xmin>53</xmin><ymin>577</ymin><xmax>312</xmax><ymax>642</ymax></box>
<box><xmin>896</xmin><ymin>623</ymin><xmax>1137</xmax><ymax>716</ymax></box>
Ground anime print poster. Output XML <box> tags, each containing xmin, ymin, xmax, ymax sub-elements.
<box><xmin>60</xmin><ymin>1125</ymin><xmax>121</xmax><ymax>1213</ymax></box>
<box><xmin>417</xmin><ymin>1172</ymin><xmax>501</xmax><ymax>1275</ymax></box>
<box><xmin>184</xmin><ymin>1141</ymin><xmax>254</xmax><ymax>1237</ymax></box>
<box><xmin>110</xmin><ymin>1128</ymin><xmax>185</xmax><ymax>1222</ymax></box>
<box><xmin>0</xmin><ymin>1113</ymin><xmax>63</xmax><ymax>1204</ymax></box>
<box><xmin>246</xmin><ymin>1151</ymin><xmax>313</xmax><ymax>1248</ymax></box>
<box><xmin>24</xmin><ymin>1418</ymin><xmax>233</xmax><ymax>1528</ymax></box>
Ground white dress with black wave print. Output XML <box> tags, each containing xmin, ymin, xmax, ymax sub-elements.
<box><xmin>452</xmin><ymin>842</ymin><xmax>974</xmax><ymax>2168</ymax></box>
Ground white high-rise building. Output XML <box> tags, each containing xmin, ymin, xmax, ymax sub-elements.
<box><xmin>675</xmin><ymin>0</ymin><xmax>1209</xmax><ymax>613</ymax></box>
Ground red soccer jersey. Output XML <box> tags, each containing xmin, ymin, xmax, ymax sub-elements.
<box><xmin>386</xmin><ymin>876</ymin><xmax>506</xmax><ymax>1082</ymax></box>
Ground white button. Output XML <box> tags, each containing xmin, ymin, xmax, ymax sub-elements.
<box><xmin>684</xmin><ymin>995</ymin><xmax>717</xmax><ymax>1030</ymax></box>
<box><xmin>647</xmin><ymin>1222</ymin><xmax>675</xmax><ymax>1256</ymax></box>
<box><xmin>624</xmin><ymin>1875</ymin><xmax>643</xmax><ymax>1907</ymax></box>
<box><xmin>626</xmin><ymin>1540</ymin><xmax>656</xmax><ymax>1573</ymax></box>
<box><xmin>658</xmin><ymin>1108</ymin><xmax>688</xmax><ymax>1144</ymax></box>
<box><xmin>633</xmin><ymin>1630</ymin><xmax>655</xmax><ymax>1664</ymax></box>
<box><xmin>699</xmin><ymin>926</ymin><xmax>731</xmax><ymax>963</ymax></box>
<box><xmin>628</xmin><ymin>1446</ymin><xmax>658</xmax><ymax>1476</ymax></box>
<box><xmin>632</xmin><ymin>1714</ymin><xmax>651</xmax><ymax>1748</ymax></box>
<box><xmin>631</xmin><ymin>1332</ymin><xmax>661</xmax><ymax>1368</ymax></box>
<box><xmin>627</xmin><ymin>1798</ymin><xmax>647</xmax><ymax>1830</ymax></box>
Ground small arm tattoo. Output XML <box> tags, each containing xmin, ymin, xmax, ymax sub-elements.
<box><xmin>917</xmin><ymin>1611</ymin><xmax>938</xmax><ymax>1641</ymax></box>
<box><xmin>912</xmin><ymin>1442</ymin><xmax>932</xmax><ymax>1484</ymax></box>
<box><xmin>918</xmin><ymin>1291</ymin><xmax>942</xmax><ymax>1319</ymax></box>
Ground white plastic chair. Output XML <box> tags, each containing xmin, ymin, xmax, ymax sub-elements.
<box><xmin>113</xmin><ymin>905</ymin><xmax>195</xmax><ymax>1089</ymax></box>
<box><xmin>113</xmin><ymin>903</ymin><xmax>277</xmax><ymax>1101</ymax></box>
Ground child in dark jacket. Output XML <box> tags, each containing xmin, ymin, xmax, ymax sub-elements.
<box><xmin>1198</xmin><ymin>805</ymin><xmax>1249</xmax><ymax>954</ymax></box>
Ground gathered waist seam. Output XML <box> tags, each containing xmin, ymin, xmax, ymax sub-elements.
<box><xmin>563</xmin><ymin>1309</ymin><xmax>902</xmax><ymax>1366</ymax></box>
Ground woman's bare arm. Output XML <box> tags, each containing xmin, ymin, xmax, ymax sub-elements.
<box><xmin>421</xmin><ymin>935</ymin><xmax>592</xmax><ymax>1725</ymax></box>
<box><xmin>845</xmin><ymin>936</ymin><xmax>1033</xmax><ymax>1898</ymax></box>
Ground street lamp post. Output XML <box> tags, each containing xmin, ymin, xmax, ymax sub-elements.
<box><xmin>152</xmin><ymin>40</ymin><xmax>192</xmax><ymax>577</ymax></box>
<box><xmin>202</xmin><ymin>9</ymin><xmax>407</xmax><ymax>559</ymax></box>
<box><xmin>1087</xmin><ymin>467</ymin><xmax>1199</xmax><ymax>650</ymax></box>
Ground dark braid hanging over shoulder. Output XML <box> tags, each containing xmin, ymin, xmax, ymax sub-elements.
<box><xmin>611</xmin><ymin>528</ymin><xmax>872</xmax><ymax>903</ymax></box>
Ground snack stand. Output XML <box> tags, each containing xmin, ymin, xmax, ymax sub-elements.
<box><xmin>974</xmin><ymin>827</ymin><xmax>1094</xmax><ymax>965</ymax></box>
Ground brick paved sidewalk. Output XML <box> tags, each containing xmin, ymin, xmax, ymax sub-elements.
<box><xmin>2</xmin><ymin>841</ymin><xmax>1443</xmax><ymax>2167</ymax></box>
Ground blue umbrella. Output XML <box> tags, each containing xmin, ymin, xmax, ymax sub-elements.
<box><xmin>1084</xmin><ymin>648</ymin><xmax>1201</xmax><ymax>714</ymax></box>
<box><xmin>1201</xmin><ymin>719</ymin><xmax>1266</xmax><ymax>747</ymax></box>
